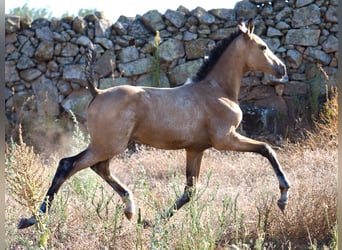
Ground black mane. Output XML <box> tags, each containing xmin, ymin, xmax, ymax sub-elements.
<box><xmin>192</xmin><ymin>29</ymin><xmax>242</xmax><ymax>82</ymax></box>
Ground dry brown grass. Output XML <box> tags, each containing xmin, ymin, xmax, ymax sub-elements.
<box><xmin>5</xmin><ymin>133</ymin><xmax>337</xmax><ymax>249</ymax></box>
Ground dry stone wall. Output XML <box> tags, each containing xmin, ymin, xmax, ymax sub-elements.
<box><xmin>5</xmin><ymin>0</ymin><xmax>338</xmax><ymax>138</ymax></box>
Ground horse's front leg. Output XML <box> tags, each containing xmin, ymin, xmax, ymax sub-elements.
<box><xmin>91</xmin><ymin>160</ymin><xmax>135</xmax><ymax>220</ymax></box>
<box><xmin>212</xmin><ymin>130</ymin><xmax>290</xmax><ymax>211</ymax></box>
<box><xmin>166</xmin><ymin>150</ymin><xmax>204</xmax><ymax>218</ymax></box>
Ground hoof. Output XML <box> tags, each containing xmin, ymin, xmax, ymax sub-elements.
<box><xmin>18</xmin><ymin>217</ymin><xmax>36</xmax><ymax>229</ymax></box>
<box><xmin>124</xmin><ymin>211</ymin><xmax>134</xmax><ymax>220</ymax></box>
<box><xmin>277</xmin><ymin>200</ymin><xmax>287</xmax><ymax>212</ymax></box>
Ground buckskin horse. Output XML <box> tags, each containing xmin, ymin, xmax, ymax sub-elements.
<box><xmin>18</xmin><ymin>19</ymin><xmax>290</xmax><ymax>229</ymax></box>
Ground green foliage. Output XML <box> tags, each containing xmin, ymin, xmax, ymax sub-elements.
<box><xmin>8</xmin><ymin>2</ymin><xmax>52</xmax><ymax>19</ymax></box>
<box><xmin>77</xmin><ymin>8</ymin><xmax>97</xmax><ymax>17</ymax></box>
<box><xmin>8</xmin><ymin>2</ymin><xmax>96</xmax><ymax>19</ymax></box>
<box><xmin>152</xmin><ymin>31</ymin><xmax>162</xmax><ymax>87</ymax></box>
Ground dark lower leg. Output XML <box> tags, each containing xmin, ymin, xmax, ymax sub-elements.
<box><xmin>166</xmin><ymin>150</ymin><xmax>203</xmax><ymax>218</ymax></box>
<box><xmin>18</xmin><ymin>150</ymin><xmax>87</xmax><ymax>229</ymax></box>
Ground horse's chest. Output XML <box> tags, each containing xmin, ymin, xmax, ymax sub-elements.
<box><xmin>213</xmin><ymin>98</ymin><xmax>243</xmax><ymax>126</ymax></box>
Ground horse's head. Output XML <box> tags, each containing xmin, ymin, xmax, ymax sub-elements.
<box><xmin>237</xmin><ymin>19</ymin><xmax>287</xmax><ymax>79</ymax></box>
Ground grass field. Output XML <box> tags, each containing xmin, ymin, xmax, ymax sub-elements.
<box><xmin>5</xmin><ymin>84</ymin><xmax>338</xmax><ymax>249</ymax></box>
<box><xmin>5</xmin><ymin>125</ymin><xmax>337</xmax><ymax>249</ymax></box>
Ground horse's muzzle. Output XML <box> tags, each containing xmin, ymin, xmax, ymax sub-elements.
<box><xmin>274</xmin><ymin>64</ymin><xmax>286</xmax><ymax>79</ymax></box>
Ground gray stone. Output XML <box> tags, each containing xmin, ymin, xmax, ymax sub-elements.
<box><xmin>291</xmin><ymin>4</ymin><xmax>321</xmax><ymax>28</ymax></box>
<box><xmin>210</xmin><ymin>28</ymin><xmax>236</xmax><ymax>40</ymax></box>
<box><xmin>61</xmin><ymin>89</ymin><xmax>92</xmax><ymax>121</ymax></box>
<box><xmin>141</xmin><ymin>10</ymin><xmax>165</xmax><ymax>32</ymax></box>
<box><xmin>322</xmin><ymin>35</ymin><xmax>338</xmax><ymax>53</ymax></box>
<box><xmin>98</xmin><ymin>77</ymin><xmax>132</xmax><ymax>89</ymax></box>
<box><xmin>61</xmin><ymin>42</ymin><xmax>79</xmax><ymax>57</ymax></box>
<box><xmin>183</xmin><ymin>31</ymin><xmax>198</xmax><ymax>41</ymax></box>
<box><xmin>5</xmin><ymin>43</ymin><xmax>16</xmax><ymax>56</ymax></box>
<box><xmin>72</xmin><ymin>16</ymin><xmax>86</xmax><ymax>34</ymax></box>
<box><xmin>20</xmin><ymin>40</ymin><xmax>35</xmax><ymax>57</ymax></box>
<box><xmin>266</xmin><ymin>27</ymin><xmax>283</xmax><ymax>37</ymax></box>
<box><xmin>260</xmin><ymin>5</ymin><xmax>273</xmax><ymax>17</ymax></box>
<box><xmin>31</xmin><ymin>18</ymin><xmax>51</xmax><ymax>29</ymax></box>
<box><xmin>47</xmin><ymin>61</ymin><xmax>59</xmax><ymax>72</ymax></box>
<box><xmin>5</xmin><ymin>61</ymin><xmax>20</xmax><ymax>83</ymax></box>
<box><xmin>234</xmin><ymin>0</ymin><xmax>258</xmax><ymax>19</ymax></box>
<box><xmin>5</xmin><ymin>15</ymin><xmax>20</xmax><ymax>34</ymax></box>
<box><xmin>36</xmin><ymin>27</ymin><xmax>54</xmax><ymax>41</ymax></box>
<box><xmin>263</xmin><ymin>37</ymin><xmax>281</xmax><ymax>52</ymax></box>
<box><xmin>305</xmin><ymin>47</ymin><xmax>331</xmax><ymax>65</ymax></box>
<box><xmin>113</xmin><ymin>21</ymin><xmax>128</xmax><ymax>35</ymax></box>
<box><xmin>57</xmin><ymin>80</ymin><xmax>73</xmax><ymax>96</ymax></box>
<box><xmin>94</xmin><ymin>19</ymin><xmax>112</xmax><ymax>37</ymax></box>
<box><xmin>98</xmin><ymin>78</ymin><xmax>114</xmax><ymax>89</ymax></box>
<box><xmin>275</xmin><ymin>7</ymin><xmax>292</xmax><ymax>21</ymax></box>
<box><xmin>136</xmin><ymin>71</ymin><xmax>170</xmax><ymax>88</ymax></box>
<box><xmin>76</xmin><ymin>35</ymin><xmax>92</xmax><ymax>46</ymax></box>
<box><xmin>185</xmin><ymin>39</ymin><xmax>213</xmax><ymax>60</ymax></box>
<box><xmin>286</xmin><ymin>49</ymin><xmax>303</xmax><ymax>69</ymax></box>
<box><xmin>285</xmin><ymin>29</ymin><xmax>320</xmax><ymax>46</ymax></box>
<box><xmin>128</xmin><ymin>19</ymin><xmax>151</xmax><ymax>37</ymax></box>
<box><xmin>94</xmin><ymin>49</ymin><xmax>116</xmax><ymax>77</ymax></box>
<box><xmin>84</xmin><ymin>14</ymin><xmax>98</xmax><ymax>22</ymax></box>
<box><xmin>295</xmin><ymin>0</ymin><xmax>314</xmax><ymax>7</ymax></box>
<box><xmin>20</xmin><ymin>69</ymin><xmax>42</xmax><ymax>81</ymax></box>
<box><xmin>16</xmin><ymin>55</ymin><xmax>36</xmax><ymax>70</ymax></box>
<box><xmin>35</xmin><ymin>40</ymin><xmax>54</xmax><ymax>61</ymax></box>
<box><xmin>118</xmin><ymin>46</ymin><xmax>139</xmax><ymax>63</ymax></box>
<box><xmin>31</xmin><ymin>76</ymin><xmax>60</xmax><ymax>116</ymax></box>
<box><xmin>191</xmin><ymin>7</ymin><xmax>216</xmax><ymax>24</ymax></box>
<box><xmin>209</xmin><ymin>9</ymin><xmax>236</xmax><ymax>21</ymax></box>
<box><xmin>177</xmin><ymin>5</ymin><xmax>190</xmax><ymax>15</ymax></box>
<box><xmin>169</xmin><ymin>59</ymin><xmax>202</xmax><ymax>85</ymax></box>
<box><xmin>325</xmin><ymin>6</ymin><xmax>337</xmax><ymax>23</ymax></box>
<box><xmin>164</xmin><ymin>9</ymin><xmax>186</xmax><ymax>28</ymax></box>
<box><xmin>63</xmin><ymin>64</ymin><xmax>87</xmax><ymax>84</ymax></box>
<box><xmin>114</xmin><ymin>37</ymin><xmax>130</xmax><ymax>47</ymax></box>
<box><xmin>158</xmin><ymin>39</ymin><xmax>185</xmax><ymax>62</ymax></box>
<box><xmin>275</xmin><ymin>21</ymin><xmax>290</xmax><ymax>30</ymax></box>
<box><xmin>94</xmin><ymin>37</ymin><xmax>114</xmax><ymax>49</ymax></box>
<box><xmin>273</xmin><ymin>0</ymin><xmax>287</xmax><ymax>11</ymax></box>
<box><xmin>118</xmin><ymin>57</ymin><xmax>154</xmax><ymax>76</ymax></box>
<box><xmin>52</xmin><ymin>32</ymin><xmax>66</xmax><ymax>42</ymax></box>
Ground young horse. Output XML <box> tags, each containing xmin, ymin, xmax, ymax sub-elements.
<box><xmin>18</xmin><ymin>19</ymin><xmax>290</xmax><ymax>229</ymax></box>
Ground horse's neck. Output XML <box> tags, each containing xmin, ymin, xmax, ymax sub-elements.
<box><xmin>206</xmin><ymin>60</ymin><xmax>244</xmax><ymax>102</ymax></box>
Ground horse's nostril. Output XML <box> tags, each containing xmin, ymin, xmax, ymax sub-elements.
<box><xmin>275</xmin><ymin>64</ymin><xmax>286</xmax><ymax>78</ymax></box>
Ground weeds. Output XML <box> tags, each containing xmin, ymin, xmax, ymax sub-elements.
<box><xmin>152</xmin><ymin>30</ymin><xmax>161</xmax><ymax>87</ymax></box>
<box><xmin>5</xmin><ymin>125</ymin><xmax>51</xmax><ymax>248</ymax></box>
<box><xmin>5</xmin><ymin>108</ymin><xmax>337</xmax><ymax>249</ymax></box>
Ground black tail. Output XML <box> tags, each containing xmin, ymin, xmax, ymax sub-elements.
<box><xmin>85</xmin><ymin>43</ymin><xmax>99</xmax><ymax>98</ymax></box>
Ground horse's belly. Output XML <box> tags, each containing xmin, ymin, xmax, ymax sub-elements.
<box><xmin>132</xmin><ymin>123</ymin><xmax>210</xmax><ymax>150</ymax></box>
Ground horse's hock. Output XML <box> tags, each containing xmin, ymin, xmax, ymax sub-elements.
<box><xmin>5</xmin><ymin>0</ymin><xmax>338</xmax><ymax>140</ymax></box>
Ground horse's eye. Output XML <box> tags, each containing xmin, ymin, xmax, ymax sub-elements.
<box><xmin>260</xmin><ymin>45</ymin><xmax>267</xmax><ymax>51</ymax></box>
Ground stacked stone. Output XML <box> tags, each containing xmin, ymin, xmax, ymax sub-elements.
<box><xmin>5</xmin><ymin>0</ymin><xmax>338</xmax><ymax>136</ymax></box>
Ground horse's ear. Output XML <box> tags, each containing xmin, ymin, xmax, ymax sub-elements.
<box><xmin>237</xmin><ymin>20</ymin><xmax>248</xmax><ymax>33</ymax></box>
<box><xmin>247</xmin><ymin>19</ymin><xmax>255</xmax><ymax>35</ymax></box>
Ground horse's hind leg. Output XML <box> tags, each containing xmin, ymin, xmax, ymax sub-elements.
<box><xmin>91</xmin><ymin>160</ymin><xmax>135</xmax><ymax>220</ymax></box>
<box><xmin>166</xmin><ymin>150</ymin><xmax>204</xmax><ymax>218</ymax></box>
<box><xmin>18</xmin><ymin>148</ymin><xmax>104</xmax><ymax>229</ymax></box>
